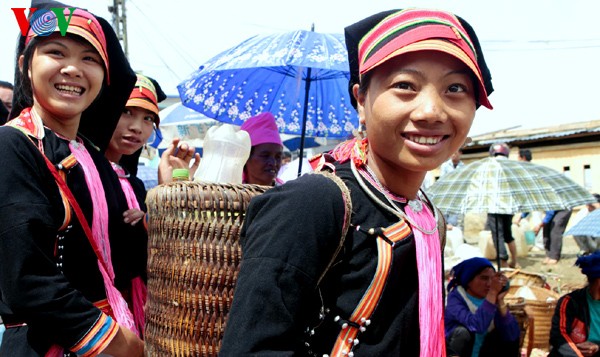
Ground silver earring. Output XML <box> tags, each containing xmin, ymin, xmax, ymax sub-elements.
<box><xmin>353</xmin><ymin>123</ymin><xmax>367</xmax><ymax>139</ymax></box>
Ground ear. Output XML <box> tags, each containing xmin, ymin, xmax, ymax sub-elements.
<box><xmin>18</xmin><ymin>54</ymin><xmax>33</xmax><ymax>82</ymax></box>
<box><xmin>18</xmin><ymin>55</ymin><xmax>25</xmax><ymax>73</ymax></box>
<box><xmin>352</xmin><ymin>83</ymin><xmax>366</xmax><ymax>125</ymax></box>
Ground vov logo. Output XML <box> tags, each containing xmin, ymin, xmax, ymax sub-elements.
<box><xmin>12</xmin><ymin>7</ymin><xmax>76</xmax><ymax>37</ymax></box>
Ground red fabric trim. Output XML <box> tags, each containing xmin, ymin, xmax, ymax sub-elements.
<box><xmin>559</xmin><ymin>296</ymin><xmax>585</xmax><ymax>357</ymax></box>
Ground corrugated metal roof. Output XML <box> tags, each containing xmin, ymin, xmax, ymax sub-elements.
<box><xmin>470</xmin><ymin>120</ymin><xmax>600</xmax><ymax>146</ymax></box>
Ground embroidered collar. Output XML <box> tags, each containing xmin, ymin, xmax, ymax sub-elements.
<box><xmin>5</xmin><ymin>107</ymin><xmax>46</xmax><ymax>140</ymax></box>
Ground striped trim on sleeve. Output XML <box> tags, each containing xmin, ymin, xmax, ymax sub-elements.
<box><xmin>70</xmin><ymin>313</ymin><xmax>119</xmax><ymax>357</ymax></box>
<box><xmin>558</xmin><ymin>296</ymin><xmax>585</xmax><ymax>357</ymax></box>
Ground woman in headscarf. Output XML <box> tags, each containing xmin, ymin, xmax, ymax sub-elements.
<box><xmin>221</xmin><ymin>8</ymin><xmax>494</xmax><ymax>356</ymax></box>
<box><xmin>445</xmin><ymin>257</ymin><xmax>520</xmax><ymax>356</ymax></box>
<box><xmin>106</xmin><ymin>74</ymin><xmax>165</xmax><ymax>225</ymax></box>
<box><xmin>0</xmin><ymin>2</ymin><xmax>144</xmax><ymax>355</ymax></box>
<box><xmin>240</xmin><ymin>111</ymin><xmax>284</xmax><ymax>186</ymax></box>
<box><xmin>550</xmin><ymin>252</ymin><xmax>600</xmax><ymax>357</ymax></box>
<box><xmin>106</xmin><ymin>74</ymin><xmax>200</xmax><ymax>225</ymax></box>
<box><xmin>105</xmin><ymin>74</ymin><xmax>200</xmax><ymax>334</ymax></box>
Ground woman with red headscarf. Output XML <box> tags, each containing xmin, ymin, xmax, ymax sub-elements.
<box><xmin>105</xmin><ymin>74</ymin><xmax>200</xmax><ymax>335</ymax></box>
<box><xmin>221</xmin><ymin>8</ymin><xmax>494</xmax><ymax>356</ymax></box>
<box><xmin>0</xmin><ymin>2</ymin><xmax>143</xmax><ymax>355</ymax></box>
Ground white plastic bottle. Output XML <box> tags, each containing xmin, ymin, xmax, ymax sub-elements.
<box><xmin>194</xmin><ymin>124</ymin><xmax>251</xmax><ymax>184</ymax></box>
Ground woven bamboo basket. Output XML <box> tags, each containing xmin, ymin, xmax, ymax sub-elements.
<box><xmin>504</xmin><ymin>268</ymin><xmax>548</xmax><ymax>288</ymax></box>
<box><xmin>506</xmin><ymin>285</ymin><xmax>560</xmax><ymax>352</ymax></box>
<box><xmin>144</xmin><ymin>181</ymin><xmax>268</xmax><ymax>356</ymax></box>
<box><xmin>504</xmin><ymin>296</ymin><xmax>529</xmax><ymax>349</ymax></box>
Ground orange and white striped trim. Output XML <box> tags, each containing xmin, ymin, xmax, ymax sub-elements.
<box><xmin>329</xmin><ymin>220</ymin><xmax>411</xmax><ymax>356</ymax></box>
<box><xmin>56</xmin><ymin>154</ymin><xmax>77</xmax><ymax>230</ymax></box>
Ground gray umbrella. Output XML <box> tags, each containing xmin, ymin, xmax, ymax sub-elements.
<box><xmin>427</xmin><ymin>157</ymin><xmax>596</xmax><ymax>268</ymax></box>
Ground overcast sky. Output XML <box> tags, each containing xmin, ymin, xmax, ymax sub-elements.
<box><xmin>2</xmin><ymin>0</ymin><xmax>600</xmax><ymax>135</ymax></box>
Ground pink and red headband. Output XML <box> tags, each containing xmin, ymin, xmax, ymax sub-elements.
<box><xmin>358</xmin><ymin>9</ymin><xmax>492</xmax><ymax>109</ymax></box>
<box><xmin>26</xmin><ymin>8</ymin><xmax>110</xmax><ymax>84</ymax></box>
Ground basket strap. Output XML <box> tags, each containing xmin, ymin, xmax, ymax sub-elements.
<box><xmin>41</xmin><ymin>154</ymin><xmax>111</xmax><ymax>274</ymax></box>
<box><xmin>314</xmin><ymin>171</ymin><xmax>352</xmax><ymax>287</ymax></box>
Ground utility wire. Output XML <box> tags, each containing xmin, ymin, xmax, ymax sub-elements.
<box><xmin>128</xmin><ymin>0</ymin><xmax>198</xmax><ymax>70</ymax></box>
<box><xmin>127</xmin><ymin>18</ymin><xmax>183</xmax><ymax>81</ymax></box>
<box><xmin>484</xmin><ymin>44</ymin><xmax>600</xmax><ymax>52</ymax></box>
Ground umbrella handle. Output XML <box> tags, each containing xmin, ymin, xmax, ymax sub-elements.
<box><xmin>495</xmin><ymin>215</ymin><xmax>501</xmax><ymax>272</ymax></box>
<box><xmin>297</xmin><ymin>67</ymin><xmax>312</xmax><ymax>178</ymax></box>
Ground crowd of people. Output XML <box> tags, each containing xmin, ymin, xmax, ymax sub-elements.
<box><xmin>0</xmin><ymin>2</ymin><xmax>597</xmax><ymax>357</ymax></box>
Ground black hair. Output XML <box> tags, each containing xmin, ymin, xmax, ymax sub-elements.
<box><xmin>357</xmin><ymin>71</ymin><xmax>372</xmax><ymax>102</ymax></box>
<box><xmin>10</xmin><ymin>34</ymin><xmax>108</xmax><ymax>121</ymax></box>
<box><xmin>10</xmin><ymin>37</ymin><xmax>38</xmax><ymax>119</ymax></box>
<box><xmin>0</xmin><ymin>81</ymin><xmax>13</xmax><ymax>90</ymax></box>
<box><xmin>519</xmin><ymin>149</ymin><xmax>532</xmax><ymax>162</ymax></box>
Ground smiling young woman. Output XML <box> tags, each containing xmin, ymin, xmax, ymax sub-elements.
<box><xmin>0</xmin><ymin>3</ymin><xmax>145</xmax><ymax>356</ymax></box>
<box><xmin>24</xmin><ymin>36</ymin><xmax>105</xmax><ymax>138</ymax></box>
<box><xmin>220</xmin><ymin>8</ymin><xmax>494</xmax><ymax>356</ymax></box>
<box><xmin>356</xmin><ymin>51</ymin><xmax>478</xmax><ymax>195</ymax></box>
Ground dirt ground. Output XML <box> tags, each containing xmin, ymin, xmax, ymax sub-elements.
<box><xmin>456</xmin><ymin>216</ymin><xmax>588</xmax><ymax>356</ymax></box>
<box><xmin>461</xmin><ymin>212</ymin><xmax>589</xmax><ymax>295</ymax></box>
<box><xmin>514</xmin><ymin>235</ymin><xmax>588</xmax><ymax>294</ymax></box>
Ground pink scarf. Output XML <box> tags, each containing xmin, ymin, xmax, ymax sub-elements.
<box><xmin>345</xmin><ymin>138</ymin><xmax>446</xmax><ymax>356</ymax></box>
<box><xmin>110</xmin><ymin>162</ymin><xmax>147</xmax><ymax>334</ymax></box>
<box><xmin>405</xmin><ymin>202</ymin><xmax>445</xmax><ymax>356</ymax></box>
<box><xmin>111</xmin><ymin>163</ymin><xmax>140</xmax><ymax>210</ymax></box>
<box><xmin>70</xmin><ymin>140</ymin><xmax>138</xmax><ymax>335</ymax></box>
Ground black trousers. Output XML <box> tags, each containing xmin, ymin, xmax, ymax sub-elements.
<box><xmin>486</xmin><ymin>214</ymin><xmax>514</xmax><ymax>261</ymax></box>
<box><xmin>543</xmin><ymin>210</ymin><xmax>572</xmax><ymax>260</ymax></box>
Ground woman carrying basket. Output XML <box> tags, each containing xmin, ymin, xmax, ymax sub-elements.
<box><xmin>221</xmin><ymin>8</ymin><xmax>494</xmax><ymax>356</ymax></box>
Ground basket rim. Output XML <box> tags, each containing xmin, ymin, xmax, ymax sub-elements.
<box><xmin>506</xmin><ymin>284</ymin><xmax>560</xmax><ymax>303</ymax></box>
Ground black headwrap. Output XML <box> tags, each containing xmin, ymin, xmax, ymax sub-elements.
<box><xmin>343</xmin><ymin>9</ymin><xmax>494</xmax><ymax>109</ymax></box>
<box><xmin>0</xmin><ymin>102</ymin><xmax>9</xmax><ymax>124</ymax></box>
<box><xmin>119</xmin><ymin>76</ymin><xmax>167</xmax><ymax>177</ymax></box>
<box><xmin>9</xmin><ymin>0</ymin><xmax>136</xmax><ymax>152</ymax></box>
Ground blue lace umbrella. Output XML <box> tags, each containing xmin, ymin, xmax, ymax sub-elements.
<box><xmin>282</xmin><ymin>136</ymin><xmax>321</xmax><ymax>152</ymax></box>
<box><xmin>177</xmin><ymin>29</ymin><xmax>358</xmax><ymax>174</ymax></box>
<box><xmin>160</xmin><ymin>102</ymin><xmax>214</xmax><ymax>127</ymax></box>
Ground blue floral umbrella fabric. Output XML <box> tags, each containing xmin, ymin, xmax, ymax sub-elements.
<box><xmin>177</xmin><ymin>30</ymin><xmax>359</xmax><ymax>140</ymax></box>
<box><xmin>282</xmin><ymin>136</ymin><xmax>320</xmax><ymax>151</ymax></box>
<box><xmin>160</xmin><ymin>102</ymin><xmax>214</xmax><ymax>127</ymax></box>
